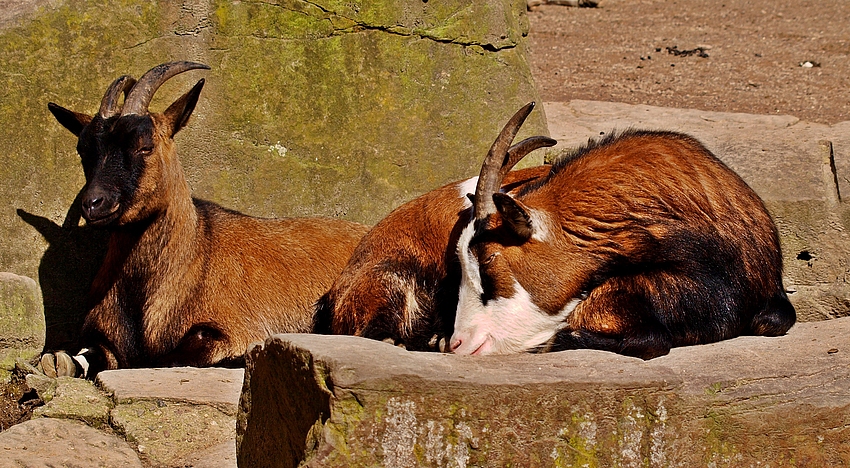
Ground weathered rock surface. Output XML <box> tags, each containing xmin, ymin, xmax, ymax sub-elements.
<box><xmin>544</xmin><ymin>100</ymin><xmax>850</xmax><ymax>321</ymax></box>
<box><xmin>2</xmin><ymin>0</ymin><xmax>545</xmax><ymax>354</ymax></box>
<box><xmin>0</xmin><ymin>418</ymin><xmax>143</xmax><ymax>468</ymax></box>
<box><xmin>97</xmin><ymin>367</ymin><xmax>244</xmax><ymax>415</ymax></box>
<box><xmin>238</xmin><ymin>318</ymin><xmax>850</xmax><ymax>467</ymax></box>
<box><xmin>0</xmin><ymin>272</ymin><xmax>44</xmax><ymax>379</ymax></box>
<box><xmin>33</xmin><ymin>376</ymin><xmax>111</xmax><ymax>428</ymax></box>
<box><xmin>5</xmin><ymin>367</ymin><xmax>243</xmax><ymax>468</ymax></box>
<box><xmin>97</xmin><ymin>367</ymin><xmax>243</xmax><ymax>467</ymax></box>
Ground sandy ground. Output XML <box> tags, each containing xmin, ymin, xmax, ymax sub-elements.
<box><xmin>527</xmin><ymin>0</ymin><xmax>850</xmax><ymax>125</ymax></box>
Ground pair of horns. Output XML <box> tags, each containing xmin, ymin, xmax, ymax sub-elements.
<box><xmin>98</xmin><ymin>61</ymin><xmax>210</xmax><ymax>118</ymax></box>
<box><xmin>473</xmin><ymin>102</ymin><xmax>556</xmax><ymax>221</ymax></box>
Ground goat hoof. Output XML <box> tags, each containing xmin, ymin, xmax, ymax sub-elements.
<box><xmin>54</xmin><ymin>352</ymin><xmax>77</xmax><ymax>377</ymax></box>
<box><xmin>427</xmin><ymin>334</ymin><xmax>450</xmax><ymax>353</ymax></box>
<box><xmin>428</xmin><ymin>334</ymin><xmax>439</xmax><ymax>348</ymax></box>
<box><xmin>39</xmin><ymin>352</ymin><xmax>79</xmax><ymax>378</ymax></box>
<box><xmin>39</xmin><ymin>353</ymin><xmax>57</xmax><ymax>378</ymax></box>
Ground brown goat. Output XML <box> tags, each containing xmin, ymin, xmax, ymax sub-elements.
<box><xmin>451</xmin><ymin>103</ymin><xmax>796</xmax><ymax>358</ymax></box>
<box><xmin>43</xmin><ymin>62</ymin><xmax>368</xmax><ymax>377</ymax></box>
<box><xmin>314</xmin><ymin>106</ymin><xmax>555</xmax><ymax>350</ymax></box>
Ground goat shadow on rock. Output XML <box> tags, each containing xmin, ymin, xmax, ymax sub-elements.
<box><xmin>17</xmin><ymin>189</ymin><xmax>109</xmax><ymax>352</ymax></box>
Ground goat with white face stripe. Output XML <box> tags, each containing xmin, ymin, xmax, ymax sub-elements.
<box><xmin>451</xmin><ymin>103</ymin><xmax>796</xmax><ymax>358</ymax></box>
<box><xmin>313</xmin><ymin>114</ymin><xmax>555</xmax><ymax>351</ymax></box>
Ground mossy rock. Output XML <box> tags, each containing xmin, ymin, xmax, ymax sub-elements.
<box><xmin>0</xmin><ymin>273</ymin><xmax>44</xmax><ymax>379</ymax></box>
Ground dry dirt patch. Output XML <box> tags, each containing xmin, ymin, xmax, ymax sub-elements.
<box><xmin>528</xmin><ymin>0</ymin><xmax>850</xmax><ymax>125</ymax></box>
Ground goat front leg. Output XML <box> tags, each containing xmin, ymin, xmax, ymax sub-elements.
<box><xmin>548</xmin><ymin>278</ymin><xmax>674</xmax><ymax>360</ymax></box>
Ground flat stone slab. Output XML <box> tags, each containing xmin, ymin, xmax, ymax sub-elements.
<box><xmin>111</xmin><ymin>399</ymin><xmax>235</xmax><ymax>467</ymax></box>
<box><xmin>97</xmin><ymin>367</ymin><xmax>244</xmax><ymax>415</ymax></box>
<box><xmin>0</xmin><ymin>418</ymin><xmax>142</xmax><ymax>468</ymax></box>
<box><xmin>95</xmin><ymin>367</ymin><xmax>243</xmax><ymax>466</ymax></box>
<box><xmin>33</xmin><ymin>376</ymin><xmax>111</xmax><ymax>429</ymax></box>
<box><xmin>237</xmin><ymin>318</ymin><xmax>850</xmax><ymax>467</ymax></box>
<box><xmin>169</xmin><ymin>440</ymin><xmax>237</xmax><ymax>468</ymax></box>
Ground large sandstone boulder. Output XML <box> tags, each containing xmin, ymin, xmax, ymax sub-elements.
<box><xmin>238</xmin><ymin>319</ymin><xmax>850</xmax><ymax>467</ymax></box>
<box><xmin>1</xmin><ymin>0</ymin><xmax>546</xmax><ymax>349</ymax></box>
<box><xmin>0</xmin><ymin>272</ymin><xmax>44</xmax><ymax>378</ymax></box>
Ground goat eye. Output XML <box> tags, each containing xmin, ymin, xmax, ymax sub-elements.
<box><xmin>137</xmin><ymin>146</ymin><xmax>154</xmax><ymax>155</ymax></box>
<box><xmin>481</xmin><ymin>253</ymin><xmax>498</xmax><ymax>265</ymax></box>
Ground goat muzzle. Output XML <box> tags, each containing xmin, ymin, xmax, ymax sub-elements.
<box><xmin>81</xmin><ymin>185</ymin><xmax>121</xmax><ymax>226</ymax></box>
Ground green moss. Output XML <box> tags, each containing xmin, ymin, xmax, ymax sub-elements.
<box><xmin>320</xmin><ymin>393</ymin><xmax>367</xmax><ymax>461</ymax></box>
<box><xmin>205</xmin><ymin>25</ymin><xmax>544</xmax><ymax>224</ymax></box>
<box><xmin>705</xmin><ymin>382</ymin><xmax>723</xmax><ymax>396</ymax></box>
<box><xmin>703</xmin><ymin>410</ymin><xmax>739</xmax><ymax>466</ymax></box>
<box><xmin>33</xmin><ymin>376</ymin><xmax>112</xmax><ymax>429</ymax></box>
<box><xmin>213</xmin><ymin>0</ymin><xmax>337</xmax><ymax>40</ymax></box>
<box><xmin>549</xmin><ymin>411</ymin><xmax>601</xmax><ymax>468</ymax></box>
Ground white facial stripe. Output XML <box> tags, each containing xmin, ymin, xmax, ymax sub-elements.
<box><xmin>454</xmin><ymin>235</ymin><xmax>581</xmax><ymax>355</ymax></box>
<box><xmin>456</xmin><ymin>221</ymin><xmax>482</xmax><ymax>295</ymax></box>
<box><xmin>484</xmin><ymin>281</ymin><xmax>575</xmax><ymax>353</ymax></box>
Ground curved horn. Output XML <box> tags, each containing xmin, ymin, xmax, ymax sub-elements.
<box><xmin>502</xmin><ymin>135</ymin><xmax>557</xmax><ymax>179</ymax></box>
<box><xmin>98</xmin><ymin>75</ymin><xmax>137</xmax><ymax>118</ymax></box>
<box><xmin>473</xmin><ymin>102</ymin><xmax>536</xmax><ymax>220</ymax></box>
<box><xmin>121</xmin><ymin>61</ymin><xmax>210</xmax><ymax>116</ymax></box>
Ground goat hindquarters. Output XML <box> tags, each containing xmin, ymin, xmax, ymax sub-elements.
<box><xmin>550</xmin><ymin>232</ymin><xmax>796</xmax><ymax>360</ymax></box>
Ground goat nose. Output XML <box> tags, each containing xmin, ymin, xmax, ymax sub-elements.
<box><xmin>82</xmin><ymin>195</ymin><xmax>104</xmax><ymax>219</ymax></box>
<box><xmin>81</xmin><ymin>186</ymin><xmax>116</xmax><ymax>222</ymax></box>
<box><xmin>83</xmin><ymin>195</ymin><xmax>103</xmax><ymax>211</ymax></box>
<box><xmin>449</xmin><ymin>336</ymin><xmax>463</xmax><ymax>352</ymax></box>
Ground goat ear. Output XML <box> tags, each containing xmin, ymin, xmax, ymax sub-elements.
<box><xmin>493</xmin><ymin>193</ymin><xmax>533</xmax><ymax>241</ymax></box>
<box><xmin>163</xmin><ymin>78</ymin><xmax>205</xmax><ymax>137</ymax></box>
<box><xmin>48</xmin><ymin>103</ymin><xmax>91</xmax><ymax>137</ymax></box>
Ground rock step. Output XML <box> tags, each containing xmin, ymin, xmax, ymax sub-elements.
<box><xmin>0</xmin><ymin>367</ymin><xmax>243</xmax><ymax>468</ymax></box>
<box><xmin>237</xmin><ymin>317</ymin><xmax>850</xmax><ymax>467</ymax></box>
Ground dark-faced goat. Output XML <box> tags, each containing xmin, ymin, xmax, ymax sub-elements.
<box><xmin>314</xmin><ymin>107</ymin><xmax>555</xmax><ymax>350</ymax></box>
<box><xmin>450</xmin><ymin>103</ymin><xmax>796</xmax><ymax>359</ymax></box>
<box><xmin>43</xmin><ymin>62</ymin><xmax>369</xmax><ymax>377</ymax></box>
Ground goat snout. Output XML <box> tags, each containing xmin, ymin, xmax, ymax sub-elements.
<box><xmin>82</xmin><ymin>187</ymin><xmax>120</xmax><ymax>224</ymax></box>
<box><xmin>449</xmin><ymin>331</ymin><xmax>493</xmax><ymax>355</ymax></box>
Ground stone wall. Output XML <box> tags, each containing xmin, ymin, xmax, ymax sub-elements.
<box><xmin>0</xmin><ymin>0</ymin><xmax>545</xmax><ymax>349</ymax></box>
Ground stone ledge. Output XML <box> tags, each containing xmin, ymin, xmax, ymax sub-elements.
<box><xmin>237</xmin><ymin>318</ymin><xmax>850</xmax><ymax>467</ymax></box>
<box><xmin>97</xmin><ymin>367</ymin><xmax>244</xmax><ymax>416</ymax></box>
